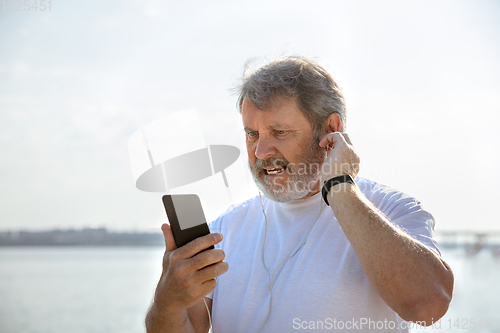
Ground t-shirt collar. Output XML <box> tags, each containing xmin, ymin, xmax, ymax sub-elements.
<box><xmin>276</xmin><ymin>191</ymin><xmax>324</xmax><ymax>211</ymax></box>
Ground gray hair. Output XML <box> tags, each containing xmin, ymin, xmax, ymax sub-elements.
<box><xmin>236</xmin><ymin>56</ymin><xmax>347</xmax><ymax>134</ymax></box>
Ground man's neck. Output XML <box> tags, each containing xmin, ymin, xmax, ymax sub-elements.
<box><xmin>298</xmin><ymin>181</ymin><xmax>321</xmax><ymax>200</ymax></box>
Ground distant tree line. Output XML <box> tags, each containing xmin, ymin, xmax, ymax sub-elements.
<box><xmin>0</xmin><ymin>228</ymin><xmax>165</xmax><ymax>246</ymax></box>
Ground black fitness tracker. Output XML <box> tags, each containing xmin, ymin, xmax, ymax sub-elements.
<box><xmin>322</xmin><ymin>175</ymin><xmax>355</xmax><ymax>206</ymax></box>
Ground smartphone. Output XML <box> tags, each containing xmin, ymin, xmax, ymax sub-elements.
<box><xmin>162</xmin><ymin>194</ymin><xmax>214</xmax><ymax>252</ymax></box>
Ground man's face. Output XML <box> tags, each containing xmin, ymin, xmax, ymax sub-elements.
<box><xmin>241</xmin><ymin>97</ymin><xmax>327</xmax><ymax>202</ymax></box>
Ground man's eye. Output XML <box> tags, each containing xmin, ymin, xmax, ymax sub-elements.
<box><xmin>247</xmin><ymin>131</ymin><xmax>258</xmax><ymax>137</ymax></box>
<box><xmin>276</xmin><ymin>130</ymin><xmax>286</xmax><ymax>135</ymax></box>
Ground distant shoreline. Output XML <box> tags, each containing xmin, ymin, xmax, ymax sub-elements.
<box><xmin>2</xmin><ymin>228</ymin><xmax>500</xmax><ymax>249</ymax></box>
<box><xmin>0</xmin><ymin>228</ymin><xmax>165</xmax><ymax>247</ymax></box>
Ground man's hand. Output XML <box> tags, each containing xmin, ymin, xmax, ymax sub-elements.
<box><xmin>318</xmin><ymin>132</ymin><xmax>360</xmax><ymax>182</ymax></box>
<box><xmin>146</xmin><ymin>223</ymin><xmax>228</xmax><ymax>333</ymax></box>
<box><xmin>155</xmin><ymin>223</ymin><xmax>228</xmax><ymax>311</ymax></box>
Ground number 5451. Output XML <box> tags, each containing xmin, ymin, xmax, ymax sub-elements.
<box><xmin>1</xmin><ymin>0</ymin><xmax>52</xmax><ymax>11</ymax></box>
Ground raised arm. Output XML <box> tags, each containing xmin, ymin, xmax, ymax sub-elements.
<box><xmin>319</xmin><ymin>132</ymin><xmax>454</xmax><ymax>325</ymax></box>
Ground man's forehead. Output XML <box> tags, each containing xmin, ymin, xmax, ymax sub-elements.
<box><xmin>242</xmin><ymin>111</ymin><xmax>305</xmax><ymax>132</ymax></box>
<box><xmin>241</xmin><ymin>97</ymin><xmax>309</xmax><ymax>128</ymax></box>
<box><xmin>243</xmin><ymin>122</ymin><xmax>292</xmax><ymax>131</ymax></box>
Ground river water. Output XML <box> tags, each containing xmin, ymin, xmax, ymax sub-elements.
<box><xmin>0</xmin><ymin>247</ymin><xmax>498</xmax><ymax>332</ymax></box>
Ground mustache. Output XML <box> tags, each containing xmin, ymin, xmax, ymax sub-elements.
<box><xmin>254</xmin><ymin>157</ymin><xmax>289</xmax><ymax>170</ymax></box>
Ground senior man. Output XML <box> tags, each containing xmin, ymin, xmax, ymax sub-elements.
<box><xmin>146</xmin><ymin>56</ymin><xmax>454</xmax><ymax>333</ymax></box>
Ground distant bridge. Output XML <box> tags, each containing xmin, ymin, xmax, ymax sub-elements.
<box><xmin>434</xmin><ymin>230</ymin><xmax>500</xmax><ymax>255</ymax></box>
<box><xmin>435</xmin><ymin>230</ymin><xmax>500</xmax><ymax>244</ymax></box>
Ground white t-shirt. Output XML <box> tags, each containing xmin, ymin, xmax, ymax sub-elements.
<box><xmin>207</xmin><ymin>177</ymin><xmax>439</xmax><ymax>332</ymax></box>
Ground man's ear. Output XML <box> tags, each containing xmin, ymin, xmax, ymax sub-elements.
<box><xmin>325</xmin><ymin>113</ymin><xmax>341</xmax><ymax>133</ymax></box>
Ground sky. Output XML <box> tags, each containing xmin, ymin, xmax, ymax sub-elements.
<box><xmin>0</xmin><ymin>0</ymin><xmax>499</xmax><ymax>232</ymax></box>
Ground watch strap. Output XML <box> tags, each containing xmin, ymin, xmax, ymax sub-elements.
<box><xmin>321</xmin><ymin>175</ymin><xmax>355</xmax><ymax>206</ymax></box>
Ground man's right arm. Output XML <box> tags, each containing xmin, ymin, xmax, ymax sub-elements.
<box><xmin>145</xmin><ymin>223</ymin><xmax>227</xmax><ymax>333</ymax></box>
<box><xmin>146</xmin><ymin>298</ymin><xmax>211</xmax><ymax>333</ymax></box>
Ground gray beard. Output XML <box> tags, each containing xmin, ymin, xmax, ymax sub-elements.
<box><xmin>247</xmin><ymin>140</ymin><xmax>326</xmax><ymax>202</ymax></box>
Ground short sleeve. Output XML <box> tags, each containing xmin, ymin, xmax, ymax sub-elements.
<box><xmin>363</xmin><ymin>182</ymin><xmax>441</xmax><ymax>257</ymax></box>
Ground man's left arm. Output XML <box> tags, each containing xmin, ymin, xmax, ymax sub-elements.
<box><xmin>320</xmin><ymin>132</ymin><xmax>454</xmax><ymax>326</ymax></box>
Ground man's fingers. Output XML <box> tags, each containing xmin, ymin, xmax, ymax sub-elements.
<box><xmin>319</xmin><ymin>132</ymin><xmax>348</xmax><ymax>148</ymax></box>
<box><xmin>161</xmin><ymin>223</ymin><xmax>177</xmax><ymax>252</ymax></box>
<box><xmin>342</xmin><ymin>133</ymin><xmax>353</xmax><ymax>146</ymax></box>
<box><xmin>176</xmin><ymin>233</ymin><xmax>223</xmax><ymax>260</ymax></box>
<box><xmin>196</xmin><ymin>261</ymin><xmax>229</xmax><ymax>283</ymax></box>
<box><xmin>191</xmin><ymin>248</ymin><xmax>226</xmax><ymax>270</ymax></box>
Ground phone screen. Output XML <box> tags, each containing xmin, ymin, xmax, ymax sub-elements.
<box><xmin>171</xmin><ymin>195</ymin><xmax>207</xmax><ymax>230</ymax></box>
<box><xmin>162</xmin><ymin>194</ymin><xmax>213</xmax><ymax>250</ymax></box>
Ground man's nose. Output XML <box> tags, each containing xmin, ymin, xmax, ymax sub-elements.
<box><xmin>255</xmin><ymin>136</ymin><xmax>277</xmax><ymax>160</ymax></box>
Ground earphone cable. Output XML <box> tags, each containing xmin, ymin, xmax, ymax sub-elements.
<box><xmin>257</xmin><ymin>191</ymin><xmax>325</xmax><ymax>332</ymax></box>
<box><xmin>203</xmin><ymin>297</ymin><xmax>212</xmax><ymax>330</ymax></box>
